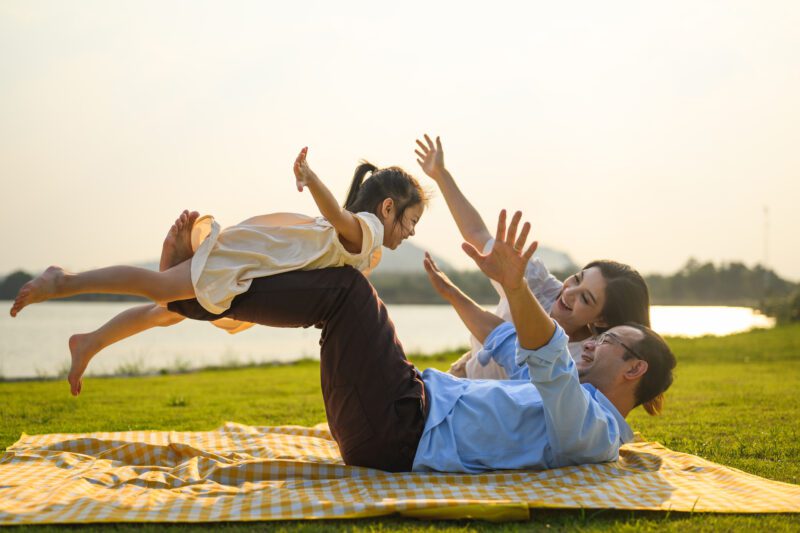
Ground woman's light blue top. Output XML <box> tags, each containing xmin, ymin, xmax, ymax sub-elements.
<box><xmin>412</xmin><ymin>322</ymin><xmax>634</xmax><ymax>473</ymax></box>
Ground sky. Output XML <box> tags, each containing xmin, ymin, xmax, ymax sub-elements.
<box><xmin>1</xmin><ymin>1</ymin><xmax>798</xmax><ymax>280</ymax></box>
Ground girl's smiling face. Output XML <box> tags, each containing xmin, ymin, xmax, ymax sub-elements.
<box><xmin>550</xmin><ymin>267</ymin><xmax>608</xmax><ymax>336</ymax></box>
<box><xmin>381</xmin><ymin>201</ymin><xmax>424</xmax><ymax>250</ymax></box>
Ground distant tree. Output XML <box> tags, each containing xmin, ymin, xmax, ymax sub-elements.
<box><xmin>761</xmin><ymin>289</ymin><xmax>800</xmax><ymax>324</ymax></box>
<box><xmin>370</xmin><ymin>270</ymin><xmax>500</xmax><ymax>305</ymax></box>
<box><xmin>0</xmin><ymin>271</ymin><xmax>33</xmax><ymax>300</ymax></box>
<box><xmin>645</xmin><ymin>259</ymin><xmax>796</xmax><ymax>305</ymax></box>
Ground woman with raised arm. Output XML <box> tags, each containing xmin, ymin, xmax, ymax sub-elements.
<box><xmin>415</xmin><ymin>134</ymin><xmax>651</xmax><ymax>380</ymax></box>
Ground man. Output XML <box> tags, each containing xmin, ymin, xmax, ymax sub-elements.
<box><xmin>169</xmin><ymin>210</ymin><xmax>676</xmax><ymax>473</ymax></box>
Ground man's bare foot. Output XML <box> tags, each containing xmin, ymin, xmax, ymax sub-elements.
<box><xmin>9</xmin><ymin>266</ymin><xmax>67</xmax><ymax>317</ymax></box>
<box><xmin>160</xmin><ymin>210</ymin><xmax>199</xmax><ymax>271</ymax></box>
<box><xmin>68</xmin><ymin>333</ymin><xmax>101</xmax><ymax>396</ymax></box>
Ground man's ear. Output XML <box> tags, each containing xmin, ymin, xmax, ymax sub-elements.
<box><xmin>624</xmin><ymin>359</ymin><xmax>648</xmax><ymax>381</ymax></box>
<box><xmin>379</xmin><ymin>198</ymin><xmax>394</xmax><ymax>221</ymax></box>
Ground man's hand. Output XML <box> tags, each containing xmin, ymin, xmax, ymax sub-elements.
<box><xmin>294</xmin><ymin>147</ymin><xmax>318</xmax><ymax>192</ymax></box>
<box><xmin>462</xmin><ymin>210</ymin><xmax>537</xmax><ymax>291</ymax></box>
<box><xmin>415</xmin><ymin>134</ymin><xmax>446</xmax><ymax>182</ymax></box>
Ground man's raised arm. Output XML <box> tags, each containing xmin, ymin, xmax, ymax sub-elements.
<box><xmin>464</xmin><ymin>211</ymin><xmax>621</xmax><ymax>465</ymax></box>
<box><xmin>461</xmin><ymin>210</ymin><xmax>555</xmax><ymax>349</ymax></box>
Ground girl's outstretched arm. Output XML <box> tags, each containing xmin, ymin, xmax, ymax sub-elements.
<box><xmin>415</xmin><ymin>134</ymin><xmax>492</xmax><ymax>250</ymax></box>
<box><xmin>294</xmin><ymin>147</ymin><xmax>364</xmax><ymax>252</ymax></box>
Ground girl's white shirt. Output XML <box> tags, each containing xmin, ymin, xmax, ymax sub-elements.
<box><xmin>189</xmin><ymin>212</ymin><xmax>383</xmax><ymax>316</ymax></box>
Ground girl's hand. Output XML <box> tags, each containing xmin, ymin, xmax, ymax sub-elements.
<box><xmin>294</xmin><ymin>147</ymin><xmax>318</xmax><ymax>192</ymax></box>
<box><xmin>415</xmin><ymin>134</ymin><xmax>446</xmax><ymax>181</ymax></box>
<box><xmin>462</xmin><ymin>210</ymin><xmax>538</xmax><ymax>291</ymax></box>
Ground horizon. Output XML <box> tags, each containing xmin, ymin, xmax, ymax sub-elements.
<box><xmin>1</xmin><ymin>2</ymin><xmax>798</xmax><ymax>281</ymax></box>
<box><xmin>0</xmin><ymin>240</ymin><xmax>794</xmax><ymax>283</ymax></box>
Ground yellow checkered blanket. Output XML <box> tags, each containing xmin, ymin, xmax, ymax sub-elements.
<box><xmin>1</xmin><ymin>422</ymin><xmax>798</xmax><ymax>524</ymax></box>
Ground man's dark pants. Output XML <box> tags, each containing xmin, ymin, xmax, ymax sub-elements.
<box><xmin>169</xmin><ymin>267</ymin><xmax>427</xmax><ymax>472</ymax></box>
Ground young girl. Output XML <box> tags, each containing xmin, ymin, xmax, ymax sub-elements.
<box><xmin>10</xmin><ymin>147</ymin><xmax>427</xmax><ymax>395</ymax></box>
<box><xmin>414</xmin><ymin>135</ymin><xmax>652</xmax><ymax>386</ymax></box>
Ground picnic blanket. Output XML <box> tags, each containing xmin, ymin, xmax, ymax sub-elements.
<box><xmin>1</xmin><ymin>422</ymin><xmax>798</xmax><ymax>524</ymax></box>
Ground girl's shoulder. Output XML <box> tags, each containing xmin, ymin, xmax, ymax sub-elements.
<box><xmin>352</xmin><ymin>211</ymin><xmax>382</xmax><ymax>223</ymax></box>
<box><xmin>351</xmin><ymin>211</ymin><xmax>384</xmax><ymax>237</ymax></box>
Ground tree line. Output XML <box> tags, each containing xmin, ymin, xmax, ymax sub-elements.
<box><xmin>1</xmin><ymin>260</ymin><xmax>797</xmax><ymax>315</ymax></box>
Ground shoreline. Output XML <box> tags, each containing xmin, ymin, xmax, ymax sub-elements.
<box><xmin>0</xmin><ymin>348</ymin><xmax>466</xmax><ymax>384</ymax></box>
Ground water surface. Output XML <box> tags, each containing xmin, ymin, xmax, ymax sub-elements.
<box><xmin>0</xmin><ymin>303</ymin><xmax>774</xmax><ymax>379</ymax></box>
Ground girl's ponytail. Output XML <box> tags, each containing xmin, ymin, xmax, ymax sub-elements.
<box><xmin>344</xmin><ymin>162</ymin><xmax>378</xmax><ymax>211</ymax></box>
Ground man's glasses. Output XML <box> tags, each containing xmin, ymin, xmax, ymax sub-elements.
<box><xmin>596</xmin><ymin>332</ymin><xmax>644</xmax><ymax>361</ymax></box>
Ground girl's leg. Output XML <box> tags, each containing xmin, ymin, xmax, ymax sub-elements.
<box><xmin>9</xmin><ymin>260</ymin><xmax>195</xmax><ymax>317</ymax></box>
<box><xmin>65</xmin><ymin>209</ymin><xmax>200</xmax><ymax>395</ymax></box>
<box><xmin>68</xmin><ymin>304</ymin><xmax>184</xmax><ymax>396</ymax></box>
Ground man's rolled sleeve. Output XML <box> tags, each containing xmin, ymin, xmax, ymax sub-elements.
<box><xmin>475</xmin><ymin>322</ymin><xmax>524</xmax><ymax>378</ymax></box>
<box><xmin>514</xmin><ymin>322</ymin><xmax>569</xmax><ymax>370</ymax></box>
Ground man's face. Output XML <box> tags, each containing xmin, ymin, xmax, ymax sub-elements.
<box><xmin>576</xmin><ymin>325</ymin><xmax>645</xmax><ymax>390</ymax></box>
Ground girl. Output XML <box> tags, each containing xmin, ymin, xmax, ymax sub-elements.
<box><xmin>10</xmin><ymin>148</ymin><xmax>427</xmax><ymax>395</ymax></box>
<box><xmin>414</xmin><ymin>135</ymin><xmax>651</xmax><ymax>383</ymax></box>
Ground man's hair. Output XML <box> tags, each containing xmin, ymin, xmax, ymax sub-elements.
<box><xmin>624</xmin><ymin>322</ymin><xmax>677</xmax><ymax>415</ymax></box>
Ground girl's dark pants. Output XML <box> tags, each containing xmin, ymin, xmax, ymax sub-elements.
<box><xmin>168</xmin><ymin>267</ymin><xmax>427</xmax><ymax>472</ymax></box>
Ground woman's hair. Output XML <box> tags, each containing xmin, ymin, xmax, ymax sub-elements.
<box><xmin>623</xmin><ymin>322</ymin><xmax>677</xmax><ymax>416</ymax></box>
<box><xmin>343</xmin><ymin>162</ymin><xmax>427</xmax><ymax>226</ymax></box>
<box><xmin>584</xmin><ymin>260</ymin><xmax>651</xmax><ymax>332</ymax></box>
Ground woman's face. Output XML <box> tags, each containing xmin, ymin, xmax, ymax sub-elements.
<box><xmin>550</xmin><ymin>266</ymin><xmax>607</xmax><ymax>335</ymax></box>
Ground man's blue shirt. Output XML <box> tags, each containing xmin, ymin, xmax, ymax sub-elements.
<box><xmin>412</xmin><ymin>322</ymin><xmax>634</xmax><ymax>473</ymax></box>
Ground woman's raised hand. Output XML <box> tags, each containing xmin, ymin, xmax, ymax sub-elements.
<box><xmin>423</xmin><ymin>251</ymin><xmax>458</xmax><ymax>302</ymax></box>
<box><xmin>293</xmin><ymin>147</ymin><xmax>318</xmax><ymax>192</ymax></box>
<box><xmin>415</xmin><ymin>134</ymin><xmax>446</xmax><ymax>181</ymax></box>
<box><xmin>462</xmin><ymin>210</ymin><xmax>538</xmax><ymax>291</ymax></box>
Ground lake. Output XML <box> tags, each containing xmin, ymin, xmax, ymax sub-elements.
<box><xmin>0</xmin><ymin>302</ymin><xmax>775</xmax><ymax>379</ymax></box>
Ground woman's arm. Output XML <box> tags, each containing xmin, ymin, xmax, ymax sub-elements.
<box><xmin>423</xmin><ymin>252</ymin><xmax>502</xmax><ymax>343</ymax></box>
<box><xmin>294</xmin><ymin>147</ymin><xmax>363</xmax><ymax>252</ymax></box>
<box><xmin>415</xmin><ymin>135</ymin><xmax>492</xmax><ymax>250</ymax></box>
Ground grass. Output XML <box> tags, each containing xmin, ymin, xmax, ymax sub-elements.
<box><xmin>1</xmin><ymin>325</ymin><xmax>799</xmax><ymax>531</ymax></box>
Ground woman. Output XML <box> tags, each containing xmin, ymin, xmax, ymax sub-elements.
<box><xmin>414</xmin><ymin>135</ymin><xmax>650</xmax><ymax>379</ymax></box>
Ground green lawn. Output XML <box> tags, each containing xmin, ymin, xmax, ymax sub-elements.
<box><xmin>2</xmin><ymin>325</ymin><xmax>799</xmax><ymax>531</ymax></box>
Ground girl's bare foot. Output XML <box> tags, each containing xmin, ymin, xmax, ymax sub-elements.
<box><xmin>160</xmin><ymin>210</ymin><xmax>199</xmax><ymax>271</ymax></box>
<box><xmin>68</xmin><ymin>333</ymin><xmax>101</xmax><ymax>396</ymax></box>
<box><xmin>9</xmin><ymin>266</ymin><xmax>66</xmax><ymax>317</ymax></box>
